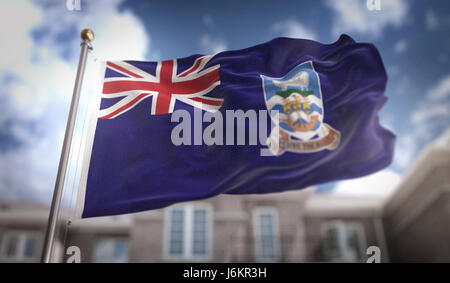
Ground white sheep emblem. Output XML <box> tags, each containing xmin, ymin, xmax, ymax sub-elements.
<box><xmin>272</xmin><ymin>71</ymin><xmax>309</xmax><ymax>91</ymax></box>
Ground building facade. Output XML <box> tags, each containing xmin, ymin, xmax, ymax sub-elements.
<box><xmin>0</xmin><ymin>128</ymin><xmax>449</xmax><ymax>263</ymax></box>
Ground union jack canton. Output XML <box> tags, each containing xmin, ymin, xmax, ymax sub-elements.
<box><xmin>100</xmin><ymin>55</ymin><xmax>223</xmax><ymax>118</ymax></box>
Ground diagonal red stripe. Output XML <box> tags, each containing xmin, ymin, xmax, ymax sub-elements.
<box><xmin>178</xmin><ymin>57</ymin><xmax>204</xmax><ymax>78</ymax></box>
<box><xmin>100</xmin><ymin>93</ymin><xmax>151</xmax><ymax>119</ymax></box>
<box><xmin>189</xmin><ymin>96</ymin><xmax>223</xmax><ymax>106</ymax></box>
<box><xmin>172</xmin><ymin>68</ymin><xmax>220</xmax><ymax>94</ymax></box>
<box><xmin>107</xmin><ymin>61</ymin><xmax>143</xmax><ymax>78</ymax></box>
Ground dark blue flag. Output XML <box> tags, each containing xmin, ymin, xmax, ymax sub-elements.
<box><xmin>77</xmin><ymin>35</ymin><xmax>395</xmax><ymax>218</ymax></box>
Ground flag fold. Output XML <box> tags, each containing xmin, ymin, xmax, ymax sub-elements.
<box><xmin>78</xmin><ymin>35</ymin><xmax>395</xmax><ymax>218</ymax></box>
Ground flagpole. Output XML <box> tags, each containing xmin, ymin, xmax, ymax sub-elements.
<box><xmin>41</xmin><ymin>29</ymin><xmax>94</xmax><ymax>263</ymax></box>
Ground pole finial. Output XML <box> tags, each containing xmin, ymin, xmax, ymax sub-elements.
<box><xmin>81</xmin><ymin>28</ymin><xmax>94</xmax><ymax>42</ymax></box>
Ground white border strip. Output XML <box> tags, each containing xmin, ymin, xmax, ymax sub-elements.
<box><xmin>74</xmin><ymin>60</ymin><xmax>105</xmax><ymax>219</ymax></box>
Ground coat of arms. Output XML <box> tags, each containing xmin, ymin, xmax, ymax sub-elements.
<box><xmin>261</xmin><ymin>61</ymin><xmax>340</xmax><ymax>155</ymax></box>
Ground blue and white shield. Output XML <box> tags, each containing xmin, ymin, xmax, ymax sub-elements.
<box><xmin>261</xmin><ymin>61</ymin><xmax>340</xmax><ymax>155</ymax></box>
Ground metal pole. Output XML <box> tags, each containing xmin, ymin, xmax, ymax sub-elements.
<box><xmin>41</xmin><ymin>29</ymin><xmax>94</xmax><ymax>263</ymax></box>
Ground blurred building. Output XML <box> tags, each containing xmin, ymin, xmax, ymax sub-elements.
<box><xmin>0</xmin><ymin>128</ymin><xmax>449</xmax><ymax>263</ymax></box>
<box><xmin>383</xmin><ymin>128</ymin><xmax>450</xmax><ymax>262</ymax></box>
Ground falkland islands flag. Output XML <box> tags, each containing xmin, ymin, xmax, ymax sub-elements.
<box><xmin>76</xmin><ymin>35</ymin><xmax>395</xmax><ymax>218</ymax></box>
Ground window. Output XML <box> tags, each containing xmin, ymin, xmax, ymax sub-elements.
<box><xmin>92</xmin><ymin>238</ymin><xmax>129</xmax><ymax>263</ymax></box>
<box><xmin>165</xmin><ymin>204</ymin><xmax>211</xmax><ymax>260</ymax></box>
<box><xmin>0</xmin><ymin>231</ymin><xmax>41</xmax><ymax>262</ymax></box>
<box><xmin>168</xmin><ymin>209</ymin><xmax>184</xmax><ymax>256</ymax></box>
<box><xmin>253</xmin><ymin>208</ymin><xmax>280</xmax><ymax>262</ymax></box>
<box><xmin>192</xmin><ymin>209</ymin><xmax>207</xmax><ymax>256</ymax></box>
<box><xmin>321</xmin><ymin>221</ymin><xmax>366</xmax><ymax>262</ymax></box>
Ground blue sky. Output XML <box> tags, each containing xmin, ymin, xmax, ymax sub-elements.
<box><xmin>0</xmin><ymin>0</ymin><xmax>449</xmax><ymax>203</ymax></box>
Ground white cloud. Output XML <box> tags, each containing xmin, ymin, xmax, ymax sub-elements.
<box><xmin>393</xmin><ymin>73</ymin><xmax>450</xmax><ymax>169</ymax></box>
<box><xmin>427</xmin><ymin>74</ymin><xmax>450</xmax><ymax>101</ymax></box>
<box><xmin>271</xmin><ymin>19</ymin><xmax>316</xmax><ymax>40</ymax></box>
<box><xmin>393</xmin><ymin>39</ymin><xmax>407</xmax><ymax>54</ymax></box>
<box><xmin>0</xmin><ymin>0</ymin><xmax>150</xmax><ymax>203</ymax></box>
<box><xmin>393</xmin><ymin>134</ymin><xmax>417</xmax><ymax>169</ymax></box>
<box><xmin>326</xmin><ymin>0</ymin><xmax>408</xmax><ymax>38</ymax></box>
<box><xmin>380</xmin><ymin>112</ymin><xmax>395</xmax><ymax>133</ymax></box>
<box><xmin>0</xmin><ymin>1</ymin><xmax>42</xmax><ymax>73</ymax></box>
<box><xmin>334</xmin><ymin>170</ymin><xmax>401</xmax><ymax>198</ymax></box>
<box><xmin>426</xmin><ymin>9</ymin><xmax>439</xmax><ymax>30</ymax></box>
<box><xmin>199</xmin><ymin>34</ymin><xmax>228</xmax><ymax>54</ymax></box>
<box><xmin>411</xmin><ymin>104</ymin><xmax>449</xmax><ymax>125</ymax></box>
<box><xmin>411</xmin><ymin>74</ymin><xmax>450</xmax><ymax>127</ymax></box>
<box><xmin>30</xmin><ymin>0</ymin><xmax>150</xmax><ymax>62</ymax></box>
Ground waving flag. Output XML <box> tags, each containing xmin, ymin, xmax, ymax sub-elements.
<box><xmin>76</xmin><ymin>35</ymin><xmax>395</xmax><ymax>218</ymax></box>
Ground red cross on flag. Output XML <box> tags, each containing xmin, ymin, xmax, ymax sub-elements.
<box><xmin>100</xmin><ymin>55</ymin><xmax>223</xmax><ymax>119</ymax></box>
